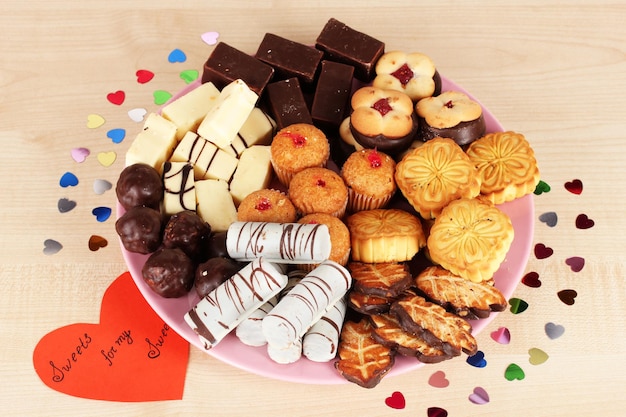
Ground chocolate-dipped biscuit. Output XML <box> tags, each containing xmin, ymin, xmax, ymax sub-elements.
<box><xmin>162</xmin><ymin>210</ymin><xmax>211</xmax><ymax>262</ymax></box>
<box><xmin>115</xmin><ymin>206</ymin><xmax>163</xmax><ymax>254</ymax></box>
<box><xmin>116</xmin><ymin>163</ymin><xmax>163</xmax><ymax>210</ymax></box>
<box><xmin>142</xmin><ymin>248</ymin><xmax>195</xmax><ymax>298</ymax></box>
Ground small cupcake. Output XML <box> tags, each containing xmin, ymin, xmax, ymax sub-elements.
<box><xmin>288</xmin><ymin>167</ymin><xmax>348</xmax><ymax>218</ymax></box>
<box><xmin>237</xmin><ymin>189</ymin><xmax>298</xmax><ymax>223</ymax></box>
<box><xmin>270</xmin><ymin>123</ymin><xmax>330</xmax><ymax>186</ymax></box>
<box><xmin>341</xmin><ymin>148</ymin><xmax>396</xmax><ymax>212</ymax></box>
<box><xmin>298</xmin><ymin>213</ymin><xmax>351</xmax><ymax>270</ymax></box>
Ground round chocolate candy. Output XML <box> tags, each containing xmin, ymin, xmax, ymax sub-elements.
<box><xmin>142</xmin><ymin>248</ymin><xmax>195</xmax><ymax>298</ymax></box>
<box><xmin>115</xmin><ymin>206</ymin><xmax>163</xmax><ymax>254</ymax></box>
<box><xmin>205</xmin><ymin>231</ymin><xmax>229</xmax><ymax>259</ymax></box>
<box><xmin>195</xmin><ymin>257</ymin><xmax>243</xmax><ymax>298</ymax></box>
<box><xmin>116</xmin><ymin>163</ymin><xmax>163</xmax><ymax>210</ymax></box>
<box><xmin>162</xmin><ymin>211</ymin><xmax>211</xmax><ymax>262</ymax></box>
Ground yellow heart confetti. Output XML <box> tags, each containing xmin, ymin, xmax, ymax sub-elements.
<box><xmin>87</xmin><ymin>114</ymin><xmax>106</xmax><ymax>129</ymax></box>
<box><xmin>528</xmin><ymin>348</ymin><xmax>549</xmax><ymax>365</ymax></box>
<box><xmin>97</xmin><ymin>151</ymin><xmax>117</xmax><ymax>167</ymax></box>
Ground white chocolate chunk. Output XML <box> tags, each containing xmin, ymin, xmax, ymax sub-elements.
<box><xmin>125</xmin><ymin>113</ymin><xmax>178</xmax><ymax>172</ymax></box>
<box><xmin>195</xmin><ymin>179</ymin><xmax>237</xmax><ymax>232</ymax></box>
<box><xmin>262</xmin><ymin>261</ymin><xmax>352</xmax><ymax>350</ymax></box>
<box><xmin>172</xmin><ymin>132</ymin><xmax>238</xmax><ymax>182</ymax></box>
<box><xmin>184</xmin><ymin>258</ymin><xmax>287</xmax><ymax>350</ymax></box>
<box><xmin>223</xmin><ymin>108</ymin><xmax>277</xmax><ymax>157</ymax></box>
<box><xmin>197</xmin><ymin>79</ymin><xmax>258</xmax><ymax>149</ymax></box>
<box><xmin>303</xmin><ymin>297</ymin><xmax>347</xmax><ymax>362</ymax></box>
<box><xmin>226</xmin><ymin>221</ymin><xmax>331</xmax><ymax>264</ymax></box>
<box><xmin>267</xmin><ymin>338</ymin><xmax>302</xmax><ymax>364</ymax></box>
<box><xmin>161</xmin><ymin>82</ymin><xmax>221</xmax><ymax>141</ymax></box>
<box><xmin>162</xmin><ymin>161</ymin><xmax>196</xmax><ymax>215</ymax></box>
<box><xmin>229</xmin><ymin>145</ymin><xmax>273</xmax><ymax>205</ymax></box>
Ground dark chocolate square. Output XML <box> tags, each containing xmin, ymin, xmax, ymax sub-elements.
<box><xmin>255</xmin><ymin>33</ymin><xmax>323</xmax><ymax>85</ymax></box>
<box><xmin>311</xmin><ymin>60</ymin><xmax>354</xmax><ymax>130</ymax></box>
<box><xmin>265</xmin><ymin>77</ymin><xmax>313</xmax><ymax>129</ymax></box>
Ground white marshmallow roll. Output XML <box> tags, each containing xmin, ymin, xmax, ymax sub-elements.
<box><xmin>262</xmin><ymin>260</ymin><xmax>352</xmax><ymax>350</ymax></box>
<box><xmin>184</xmin><ymin>257</ymin><xmax>287</xmax><ymax>349</ymax></box>
<box><xmin>303</xmin><ymin>297</ymin><xmax>348</xmax><ymax>362</ymax></box>
<box><xmin>226</xmin><ymin>222</ymin><xmax>331</xmax><ymax>264</ymax></box>
<box><xmin>267</xmin><ymin>338</ymin><xmax>302</xmax><ymax>365</ymax></box>
<box><xmin>235</xmin><ymin>295</ymin><xmax>279</xmax><ymax>347</ymax></box>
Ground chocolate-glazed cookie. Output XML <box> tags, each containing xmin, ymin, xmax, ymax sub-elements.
<box><xmin>115</xmin><ymin>206</ymin><xmax>163</xmax><ymax>254</ymax></box>
<box><xmin>116</xmin><ymin>163</ymin><xmax>163</xmax><ymax>210</ymax></box>
<box><xmin>142</xmin><ymin>248</ymin><xmax>195</xmax><ymax>298</ymax></box>
<box><xmin>162</xmin><ymin>210</ymin><xmax>211</xmax><ymax>262</ymax></box>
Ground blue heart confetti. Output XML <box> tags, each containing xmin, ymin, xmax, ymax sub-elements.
<box><xmin>168</xmin><ymin>48</ymin><xmax>187</xmax><ymax>63</ymax></box>
<box><xmin>466</xmin><ymin>350</ymin><xmax>487</xmax><ymax>368</ymax></box>
<box><xmin>92</xmin><ymin>206</ymin><xmax>112</xmax><ymax>222</ymax></box>
<box><xmin>106</xmin><ymin>128</ymin><xmax>126</xmax><ymax>144</ymax></box>
<box><xmin>59</xmin><ymin>172</ymin><xmax>79</xmax><ymax>187</ymax></box>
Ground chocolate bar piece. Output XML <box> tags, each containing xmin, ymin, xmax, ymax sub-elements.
<box><xmin>315</xmin><ymin>18</ymin><xmax>385</xmax><ymax>82</ymax></box>
<box><xmin>311</xmin><ymin>60</ymin><xmax>354</xmax><ymax>130</ymax></box>
<box><xmin>255</xmin><ymin>33</ymin><xmax>323</xmax><ymax>85</ymax></box>
<box><xmin>201</xmin><ymin>42</ymin><xmax>274</xmax><ymax>96</ymax></box>
<box><xmin>265</xmin><ymin>77</ymin><xmax>313</xmax><ymax>129</ymax></box>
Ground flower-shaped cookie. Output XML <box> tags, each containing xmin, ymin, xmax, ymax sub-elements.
<box><xmin>395</xmin><ymin>137</ymin><xmax>481</xmax><ymax>219</ymax></box>
<box><xmin>466</xmin><ymin>131</ymin><xmax>540</xmax><ymax>204</ymax></box>
<box><xmin>427</xmin><ymin>198</ymin><xmax>514</xmax><ymax>283</ymax></box>
<box><xmin>373</xmin><ymin>51</ymin><xmax>441</xmax><ymax>101</ymax></box>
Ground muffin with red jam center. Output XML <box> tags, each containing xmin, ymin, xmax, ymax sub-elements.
<box><xmin>341</xmin><ymin>148</ymin><xmax>396</xmax><ymax>212</ymax></box>
<box><xmin>298</xmin><ymin>213</ymin><xmax>351</xmax><ymax>270</ymax></box>
<box><xmin>288</xmin><ymin>167</ymin><xmax>348</xmax><ymax>218</ymax></box>
<box><xmin>237</xmin><ymin>189</ymin><xmax>297</xmax><ymax>223</ymax></box>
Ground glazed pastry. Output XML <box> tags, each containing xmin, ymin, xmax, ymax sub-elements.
<box><xmin>373</xmin><ymin>51</ymin><xmax>442</xmax><ymax>102</ymax></box>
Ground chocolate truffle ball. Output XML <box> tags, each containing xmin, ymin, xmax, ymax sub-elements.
<box><xmin>115</xmin><ymin>206</ymin><xmax>163</xmax><ymax>254</ymax></box>
<box><xmin>116</xmin><ymin>163</ymin><xmax>163</xmax><ymax>210</ymax></box>
<box><xmin>195</xmin><ymin>257</ymin><xmax>243</xmax><ymax>298</ymax></box>
<box><xmin>206</xmin><ymin>231</ymin><xmax>229</xmax><ymax>259</ymax></box>
<box><xmin>162</xmin><ymin>211</ymin><xmax>212</xmax><ymax>262</ymax></box>
<box><xmin>142</xmin><ymin>248</ymin><xmax>195</xmax><ymax>298</ymax></box>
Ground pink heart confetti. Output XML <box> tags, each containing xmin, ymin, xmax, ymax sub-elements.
<box><xmin>564</xmin><ymin>179</ymin><xmax>583</xmax><ymax>195</ymax></box>
<box><xmin>70</xmin><ymin>147</ymin><xmax>90</xmax><ymax>163</ymax></box>
<box><xmin>534</xmin><ymin>243</ymin><xmax>554</xmax><ymax>259</ymax></box>
<box><xmin>565</xmin><ymin>256</ymin><xmax>585</xmax><ymax>272</ymax></box>
<box><xmin>201</xmin><ymin>31</ymin><xmax>220</xmax><ymax>45</ymax></box>
<box><xmin>490</xmin><ymin>327</ymin><xmax>511</xmax><ymax>344</ymax></box>
<box><xmin>468</xmin><ymin>386</ymin><xmax>490</xmax><ymax>405</ymax></box>
<box><xmin>384</xmin><ymin>391</ymin><xmax>405</xmax><ymax>409</ymax></box>
<box><xmin>545</xmin><ymin>322</ymin><xmax>565</xmax><ymax>339</ymax></box>
<box><xmin>575</xmin><ymin>213</ymin><xmax>595</xmax><ymax>229</ymax></box>
<box><xmin>428</xmin><ymin>370</ymin><xmax>449</xmax><ymax>388</ymax></box>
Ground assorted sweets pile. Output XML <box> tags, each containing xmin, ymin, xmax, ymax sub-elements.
<box><xmin>115</xmin><ymin>18</ymin><xmax>540</xmax><ymax>388</ymax></box>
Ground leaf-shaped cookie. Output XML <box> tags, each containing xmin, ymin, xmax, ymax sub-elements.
<box><xmin>349</xmin><ymin>262</ymin><xmax>412</xmax><ymax>298</ymax></box>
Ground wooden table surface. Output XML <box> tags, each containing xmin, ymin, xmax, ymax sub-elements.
<box><xmin>2</xmin><ymin>2</ymin><xmax>626</xmax><ymax>416</ymax></box>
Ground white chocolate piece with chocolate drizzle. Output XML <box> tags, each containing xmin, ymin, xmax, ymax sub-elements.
<box><xmin>161</xmin><ymin>81</ymin><xmax>221</xmax><ymax>141</ymax></box>
<box><xmin>262</xmin><ymin>260</ymin><xmax>352</xmax><ymax>350</ymax></box>
<box><xmin>197</xmin><ymin>79</ymin><xmax>258</xmax><ymax>149</ymax></box>
<box><xmin>171</xmin><ymin>131</ymin><xmax>238</xmax><ymax>182</ymax></box>
<box><xmin>229</xmin><ymin>145</ymin><xmax>273</xmax><ymax>206</ymax></box>
<box><xmin>303</xmin><ymin>297</ymin><xmax>347</xmax><ymax>362</ymax></box>
<box><xmin>267</xmin><ymin>337</ymin><xmax>302</xmax><ymax>364</ymax></box>
<box><xmin>184</xmin><ymin>257</ymin><xmax>287</xmax><ymax>350</ymax></box>
<box><xmin>162</xmin><ymin>161</ymin><xmax>196</xmax><ymax>215</ymax></box>
<box><xmin>223</xmin><ymin>108</ymin><xmax>277</xmax><ymax>158</ymax></box>
<box><xmin>226</xmin><ymin>221</ymin><xmax>331</xmax><ymax>264</ymax></box>
<box><xmin>125</xmin><ymin>113</ymin><xmax>178</xmax><ymax>172</ymax></box>
<box><xmin>195</xmin><ymin>179</ymin><xmax>237</xmax><ymax>232</ymax></box>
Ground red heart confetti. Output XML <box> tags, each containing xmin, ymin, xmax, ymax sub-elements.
<box><xmin>538</xmin><ymin>211</ymin><xmax>558</xmax><ymax>227</ymax></box>
<box><xmin>522</xmin><ymin>271</ymin><xmax>542</xmax><ymax>288</ymax></box>
<box><xmin>468</xmin><ymin>386</ymin><xmax>490</xmax><ymax>404</ymax></box>
<box><xmin>428</xmin><ymin>370</ymin><xmax>449</xmax><ymax>388</ymax></box>
<box><xmin>565</xmin><ymin>256</ymin><xmax>585</xmax><ymax>272</ymax></box>
<box><xmin>557</xmin><ymin>289</ymin><xmax>578</xmax><ymax>305</ymax></box>
<box><xmin>545</xmin><ymin>322</ymin><xmax>565</xmax><ymax>339</ymax></box>
<box><xmin>575</xmin><ymin>213</ymin><xmax>595</xmax><ymax>229</ymax></box>
<box><xmin>136</xmin><ymin>69</ymin><xmax>154</xmax><ymax>84</ymax></box>
<box><xmin>106</xmin><ymin>90</ymin><xmax>125</xmax><ymax>106</ymax></box>
<box><xmin>509</xmin><ymin>298</ymin><xmax>529</xmax><ymax>314</ymax></box>
<box><xmin>504</xmin><ymin>363</ymin><xmax>525</xmax><ymax>381</ymax></box>
<box><xmin>427</xmin><ymin>407</ymin><xmax>448</xmax><ymax>417</ymax></box>
<box><xmin>385</xmin><ymin>391</ymin><xmax>406</xmax><ymax>409</ymax></box>
<box><xmin>534</xmin><ymin>243</ymin><xmax>554</xmax><ymax>259</ymax></box>
<box><xmin>32</xmin><ymin>272</ymin><xmax>189</xmax><ymax>401</ymax></box>
<box><xmin>534</xmin><ymin>180</ymin><xmax>551</xmax><ymax>195</ymax></box>
<box><xmin>88</xmin><ymin>235</ymin><xmax>108</xmax><ymax>251</ymax></box>
<box><xmin>490</xmin><ymin>326</ymin><xmax>511</xmax><ymax>344</ymax></box>
<box><xmin>564</xmin><ymin>179</ymin><xmax>583</xmax><ymax>195</ymax></box>
<box><xmin>466</xmin><ymin>350</ymin><xmax>487</xmax><ymax>368</ymax></box>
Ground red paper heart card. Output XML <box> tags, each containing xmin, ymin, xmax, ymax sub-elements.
<box><xmin>33</xmin><ymin>272</ymin><xmax>189</xmax><ymax>402</ymax></box>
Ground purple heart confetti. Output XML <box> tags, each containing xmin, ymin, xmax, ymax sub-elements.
<box><xmin>468</xmin><ymin>386</ymin><xmax>490</xmax><ymax>405</ymax></box>
<box><xmin>565</xmin><ymin>256</ymin><xmax>585</xmax><ymax>272</ymax></box>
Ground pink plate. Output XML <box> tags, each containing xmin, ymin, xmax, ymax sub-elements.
<box><xmin>118</xmin><ymin>76</ymin><xmax>534</xmax><ymax>384</ymax></box>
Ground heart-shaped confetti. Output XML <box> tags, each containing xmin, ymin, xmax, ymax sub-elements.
<box><xmin>468</xmin><ymin>387</ymin><xmax>490</xmax><ymax>405</ymax></box>
<box><xmin>106</xmin><ymin>128</ymin><xmax>126</xmax><ymax>144</ymax></box>
<box><xmin>32</xmin><ymin>272</ymin><xmax>189</xmax><ymax>401</ymax></box>
<box><xmin>504</xmin><ymin>363</ymin><xmax>525</xmax><ymax>381</ymax></box>
<box><xmin>71</xmin><ymin>147</ymin><xmax>90</xmax><ymax>163</ymax></box>
<box><xmin>57</xmin><ymin>198</ymin><xmax>77</xmax><ymax>213</ymax></box>
<box><xmin>43</xmin><ymin>239</ymin><xmax>63</xmax><ymax>255</ymax></box>
<box><xmin>87</xmin><ymin>114</ymin><xmax>105</xmax><ymax>129</ymax></box>
<box><xmin>153</xmin><ymin>90</ymin><xmax>173</xmax><ymax>105</ymax></box>
<box><xmin>180</xmin><ymin>69</ymin><xmax>199</xmax><ymax>84</ymax></box>
<box><xmin>522</xmin><ymin>271</ymin><xmax>542</xmax><ymax>288</ymax></box>
<box><xmin>168</xmin><ymin>48</ymin><xmax>187</xmax><ymax>63</ymax></box>
<box><xmin>106</xmin><ymin>90</ymin><xmax>125</xmax><ymax>106</ymax></box>
<box><xmin>545</xmin><ymin>322</ymin><xmax>565</xmax><ymax>339</ymax></box>
<box><xmin>564</xmin><ymin>179</ymin><xmax>583</xmax><ymax>195</ymax></box>
<box><xmin>466</xmin><ymin>350</ymin><xmax>487</xmax><ymax>368</ymax></box>
<box><xmin>201</xmin><ymin>31</ymin><xmax>220</xmax><ymax>45</ymax></box>
<box><xmin>59</xmin><ymin>172</ymin><xmax>79</xmax><ymax>188</ymax></box>
<box><xmin>136</xmin><ymin>69</ymin><xmax>155</xmax><ymax>84</ymax></box>
<box><xmin>490</xmin><ymin>327</ymin><xmax>511</xmax><ymax>344</ymax></box>
<box><xmin>128</xmin><ymin>108</ymin><xmax>147</xmax><ymax>123</ymax></box>
<box><xmin>384</xmin><ymin>391</ymin><xmax>405</xmax><ymax>409</ymax></box>
<box><xmin>97</xmin><ymin>151</ymin><xmax>116</xmax><ymax>167</ymax></box>
<box><xmin>557</xmin><ymin>289</ymin><xmax>578</xmax><ymax>305</ymax></box>
<box><xmin>428</xmin><ymin>370</ymin><xmax>449</xmax><ymax>388</ymax></box>
<box><xmin>427</xmin><ymin>407</ymin><xmax>448</xmax><ymax>417</ymax></box>
<box><xmin>575</xmin><ymin>213</ymin><xmax>595</xmax><ymax>229</ymax></box>
<box><xmin>509</xmin><ymin>298</ymin><xmax>529</xmax><ymax>314</ymax></box>
<box><xmin>565</xmin><ymin>256</ymin><xmax>585</xmax><ymax>272</ymax></box>
<box><xmin>93</xmin><ymin>179</ymin><xmax>112</xmax><ymax>195</ymax></box>
<box><xmin>538</xmin><ymin>211</ymin><xmax>558</xmax><ymax>227</ymax></box>
<box><xmin>534</xmin><ymin>243</ymin><xmax>554</xmax><ymax>259</ymax></box>
<box><xmin>92</xmin><ymin>206</ymin><xmax>112</xmax><ymax>222</ymax></box>
<box><xmin>534</xmin><ymin>180</ymin><xmax>551</xmax><ymax>195</ymax></box>
<box><xmin>88</xmin><ymin>235</ymin><xmax>108</xmax><ymax>252</ymax></box>
<box><xmin>528</xmin><ymin>348</ymin><xmax>549</xmax><ymax>365</ymax></box>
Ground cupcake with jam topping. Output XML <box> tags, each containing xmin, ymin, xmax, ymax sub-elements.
<box><xmin>341</xmin><ymin>148</ymin><xmax>396</xmax><ymax>212</ymax></box>
<box><xmin>288</xmin><ymin>167</ymin><xmax>348</xmax><ymax>218</ymax></box>
<box><xmin>237</xmin><ymin>189</ymin><xmax>298</xmax><ymax>223</ymax></box>
<box><xmin>298</xmin><ymin>212</ymin><xmax>351</xmax><ymax>270</ymax></box>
